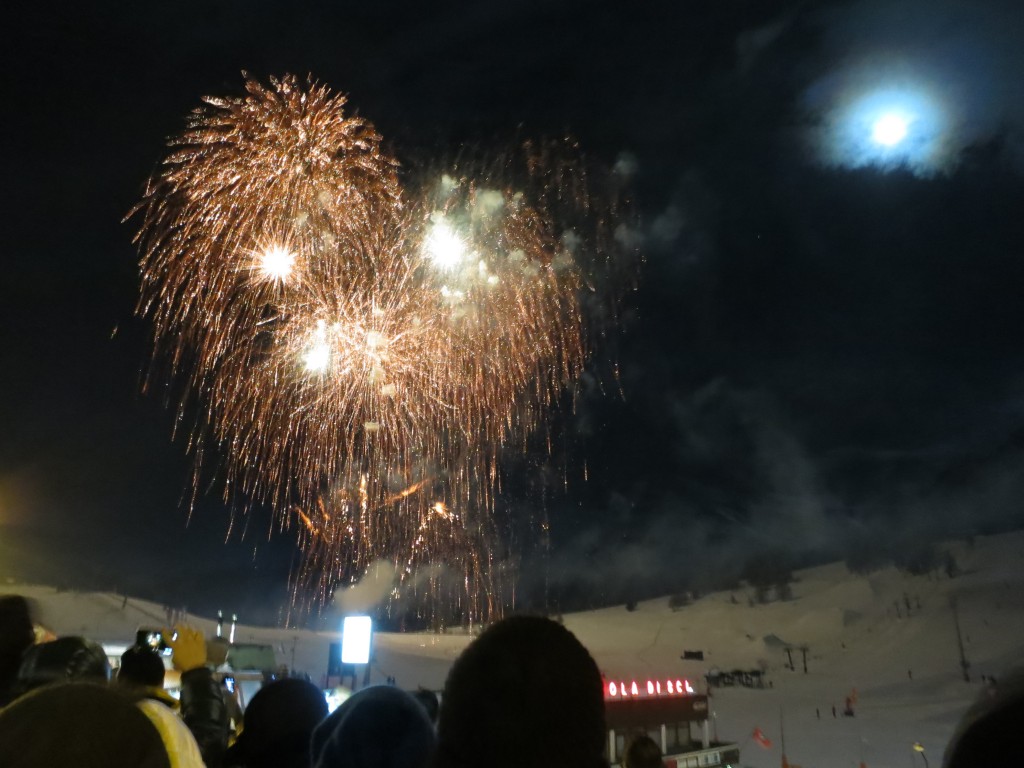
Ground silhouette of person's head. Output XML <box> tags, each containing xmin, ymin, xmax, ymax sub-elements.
<box><xmin>623</xmin><ymin>735</ymin><xmax>662</xmax><ymax>768</ymax></box>
<box><xmin>433</xmin><ymin>616</ymin><xmax>606</xmax><ymax>768</ymax></box>
<box><xmin>118</xmin><ymin>645</ymin><xmax>166</xmax><ymax>689</ymax></box>
<box><xmin>0</xmin><ymin>596</ymin><xmax>35</xmax><ymax>706</ymax></box>
<box><xmin>945</xmin><ymin>667</ymin><xmax>1024</xmax><ymax>768</ymax></box>
<box><xmin>312</xmin><ymin>684</ymin><xmax>435</xmax><ymax>768</ymax></box>
<box><xmin>227</xmin><ymin>677</ymin><xmax>329</xmax><ymax>768</ymax></box>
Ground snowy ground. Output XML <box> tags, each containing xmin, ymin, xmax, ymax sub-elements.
<box><xmin>7</xmin><ymin>530</ymin><xmax>1024</xmax><ymax>768</ymax></box>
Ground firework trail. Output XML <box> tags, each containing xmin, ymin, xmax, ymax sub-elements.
<box><xmin>133</xmin><ymin>74</ymin><xmax>630</xmax><ymax>624</ymax></box>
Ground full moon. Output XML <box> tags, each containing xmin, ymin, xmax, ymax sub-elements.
<box><xmin>872</xmin><ymin>114</ymin><xmax>908</xmax><ymax>146</ymax></box>
<box><xmin>817</xmin><ymin>83</ymin><xmax>945</xmax><ymax>173</ymax></box>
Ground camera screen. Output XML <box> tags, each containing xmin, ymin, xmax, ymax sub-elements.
<box><xmin>136</xmin><ymin>629</ymin><xmax>166</xmax><ymax>651</ymax></box>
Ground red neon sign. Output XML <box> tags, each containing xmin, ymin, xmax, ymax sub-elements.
<box><xmin>604</xmin><ymin>678</ymin><xmax>695</xmax><ymax>699</ymax></box>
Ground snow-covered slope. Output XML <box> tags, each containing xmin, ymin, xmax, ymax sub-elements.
<box><xmin>557</xmin><ymin>532</ymin><xmax>1024</xmax><ymax>768</ymax></box>
<box><xmin>7</xmin><ymin>530</ymin><xmax>1024</xmax><ymax>768</ymax></box>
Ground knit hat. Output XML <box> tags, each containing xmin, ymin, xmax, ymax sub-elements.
<box><xmin>15</xmin><ymin>635</ymin><xmax>110</xmax><ymax>695</ymax></box>
<box><xmin>311</xmin><ymin>685</ymin><xmax>436</xmax><ymax>768</ymax></box>
<box><xmin>225</xmin><ymin>678</ymin><xmax>328</xmax><ymax>768</ymax></box>
<box><xmin>0</xmin><ymin>682</ymin><xmax>171</xmax><ymax>768</ymax></box>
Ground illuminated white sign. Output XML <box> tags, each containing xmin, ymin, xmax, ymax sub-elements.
<box><xmin>341</xmin><ymin>616</ymin><xmax>373</xmax><ymax>664</ymax></box>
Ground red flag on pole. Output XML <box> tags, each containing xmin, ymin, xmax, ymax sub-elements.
<box><xmin>753</xmin><ymin>727</ymin><xmax>773</xmax><ymax>749</ymax></box>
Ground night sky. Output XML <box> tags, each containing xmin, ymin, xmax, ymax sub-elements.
<box><xmin>3</xmin><ymin>0</ymin><xmax>1024</xmax><ymax>626</ymax></box>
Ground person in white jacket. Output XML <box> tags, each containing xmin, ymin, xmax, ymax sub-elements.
<box><xmin>118</xmin><ymin>644</ymin><xmax>206</xmax><ymax>768</ymax></box>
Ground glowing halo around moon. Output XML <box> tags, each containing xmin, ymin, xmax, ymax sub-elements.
<box><xmin>806</xmin><ymin>74</ymin><xmax>952</xmax><ymax>175</ymax></box>
<box><xmin>840</xmin><ymin>88</ymin><xmax>941</xmax><ymax>170</ymax></box>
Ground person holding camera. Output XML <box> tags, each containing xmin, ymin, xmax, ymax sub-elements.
<box><xmin>166</xmin><ymin>625</ymin><xmax>231</xmax><ymax>768</ymax></box>
<box><xmin>118</xmin><ymin>642</ymin><xmax>206</xmax><ymax>768</ymax></box>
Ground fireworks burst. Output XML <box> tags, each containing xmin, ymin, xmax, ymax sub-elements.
<box><xmin>132</xmin><ymin>74</ymin><xmax>631</xmax><ymax>625</ymax></box>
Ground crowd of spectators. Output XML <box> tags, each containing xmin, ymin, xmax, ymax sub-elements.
<box><xmin>0</xmin><ymin>594</ymin><xmax>1017</xmax><ymax>767</ymax></box>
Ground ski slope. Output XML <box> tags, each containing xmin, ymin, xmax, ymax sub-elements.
<box><xmin>7</xmin><ymin>530</ymin><xmax>1024</xmax><ymax>768</ymax></box>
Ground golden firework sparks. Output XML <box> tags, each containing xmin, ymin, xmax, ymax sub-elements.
<box><xmin>133</xmin><ymin>74</ymin><xmax>630</xmax><ymax>625</ymax></box>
